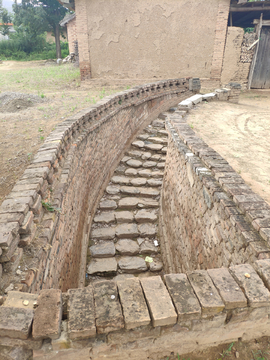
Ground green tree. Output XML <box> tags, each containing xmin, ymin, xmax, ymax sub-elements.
<box><xmin>0</xmin><ymin>1</ymin><xmax>12</xmax><ymax>37</ymax></box>
<box><xmin>13</xmin><ymin>0</ymin><xmax>69</xmax><ymax>58</ymax></box>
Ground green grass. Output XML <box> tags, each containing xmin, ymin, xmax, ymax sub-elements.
<box><xmin>0</xmin><ymin>64</ymin><xmax>80</xmax><ymax>93</ymax></box>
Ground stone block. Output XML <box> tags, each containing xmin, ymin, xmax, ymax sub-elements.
<box><xmin>0</xmin><ymin>234</ymin><xmax>19</xmax><ymax>262</ymax></box>
<box><xmin>93</xmin><ymin>280</ymin><xmax>124</xmax><ymax>334</ymax></box>
<box><xmin>207</xmin><ymin>268</ymin><xmax>247</xmax><ymax>310</ymax></box>
<box><xmin>32</xmin><ymin>289</ymin><xmax>62</xmax><ymax>340</ymax></box>
<box><xmin>94</xmin><ymin>212</ymin><xmax>115</xmax><ymax>224</ymax></box>
<box><xmin>117</xmin><ymin>278</ymin><xmax>151</xmax><ymax>329</ymax></box>
<box><xmin>118</xmin><ymin>256</ymin><xmax>147</xmax><ymax>273</ymax></box>
<box><xmin>3</xmin><ymin>291</ymin><xmax>38</xmax><ymax>310</ymax></box>
<box><xmin>89</xmin><ymin>242</ymin><xmax>115</xmax><ymax>258</ymax></box>
<box><xmin>140</xmin><ymin>276</ymin><xmax>177</xmax><ymax>327</ymax></box>
<box><xmin>187</xmin><ymin>270</ymin><xmax>225</xmax><ymax>315</ymax></box>
<box><xmin>0</xmin><ymin>306</ymin><xmax>34</xmax><ymax>340</ymax></box>
<box><xmin>0</xmin><ymin>222</ymin><xmax>19</xmax><ymax>247</ymax></box>
<box><xmin>115</xmin><ymin>211</ymin><xmax>134</xmax><ymax>223</ymax></box>
<box><xmin>229</xmin><ymin>264</ymin><xmax>270</xmax><ymax>308</ymax></box>
<box><xmin>91</xmin><ymin>227</ymin><xmax>115</xmax><ymax>240</ymax></box>
<box><xmin>202</xmin><ymin>93</ymin><xmax>216</xmax><ymax>101</ymax></box>
<box><xmin>178</xmin><ymin>100</ymin><xmax>193</xmax><ymax>110</ymax></box>
<box><xmin>115</xmin><ymin>223</ymin><xmax>139</xmax><ymax>238</ymax></box>
<box><xmin>87</xmin><ymin>257</ymin><xmax>118</xmax><ymax>275</ymax></box>
<box><xmin>164</xmin><ymin>274</ymin><xmax>201</xmax><ymax>321</ymax></box>
<box><xmin>67</xmin><ymin>287</ymin><xmax>96</xmax><ymax>340</ymax></box>
<box><xmin>188</xmin><ymin>94</ymin><xmax>203</xmax><ymax>105</ymax></box>
<box><xmin>115</xmin><ymin>239</ymin><xmax>140</xmax><ymax>255</ymax></box>
<box><xmin>253</xmin><ymin>259</ymin><xmax>270</xmax><ymax>292</ymax></box>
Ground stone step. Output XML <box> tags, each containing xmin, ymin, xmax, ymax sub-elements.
<box><xmin>87</xmin><ymin>258</ymin><xmax>118</xmax><ymax>275</ymax></box>
<box><xmin>147</xmin><ymin>137</ymin><xmax>168</xmax><ymax>145</ymax></box>
<box><xmin>158</xmin><ymin>129</ymin><xmax>168</xmax><ymax>136</ymax></box>
<box><xmin>115</xmin><ymin>211</ymin><xmax>134</xmax><ymax>223</ymax></box>
<box><xmin>151</xmin><ymin>120</ymin><xmax>165</xmax><ymax>128</ymax></box>
<box><xmin>93</xmin><ymin>212</ymin><xmax>115</xmax><ymax>224</ymax></box>
<box><xmin>89</xmin><ymin>242</ymin><xmax>116</xmax><ymax>258</ymax></box>
<box><xmin>118</xmin><ymin>198</ymin><xmax>159</xmax><ymax>209</ymax></box>
<box><xmin>135</xmin><ymin>210</ymin><xmax>157</xmax><ymax>223</ymax></box>
<box><xmin>119</xmin><ymin>186</ymin><xmax>159</xmax><ymax>197</ymax></box>
<box><xmin>137</xmin><ymin>134</ymin><xmax>149</xmax><ymax>141</ymax></box>
<box><xmin>118</xmin><ymin>256</ymin><xmax>147</xmax><ymax>273</ymax></box>
<box><xmin>91</xmin><ymin>227</ymin><xmax>115</xmax><ymax>240</ymax></box>
<box><xmin>115</xmin><ymin>239</ymin><xmax>140</xmax><ymax>255</ymax></box>
<box><xmin>111</xmin><ymin>176</ymin><xmax>131</xmax><ymax>185</ymax></box>
<box><xmin>99</xmin><ymin>200</ymin><xmax>117</xmax><ymax>210</ymax></box>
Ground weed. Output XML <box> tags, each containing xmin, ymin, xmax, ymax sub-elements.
<box><xmin>38</xmin><ymin>127</ymin><xmax>43</xmax><ymax>132</ymax></box>
<box><xmin>251</xmin><ymin>349</ymin><xmax>269</xmax><ymax>360</ymax></box>
<box><xmin>27</xmin><ymin>152</ymin><xmax>32</xmax><ymax>161</ymax></box>
<box><xmin>40</xmin><ymin>136</ymin><xmax>44</xmax><ymax>141</ymax></box>
<box><xmin>118</xmin><ymin>99</ymin><xmax>122</xmax><ymax>105</ymax></box>
<box><xmin>126</xmin><ymin>85</ymin><xmax>130</xmax><ymax>89</ymax></box>
<box><xmin>40</xmin><ymin>93</ymin><xmax>45</xmax><ymax>98</ymax></box>
<box><xmin>71</xmin><ymin>106</ymin><xmax>77</xmax><ymax>112</ymax></box>
<box><xmin>92</xmin><ymin>97</ymin><xmax>97</xmax><ymax>104</ymax></box>
<box><xmin>189</xmin><ymin>124</ymin><xmax>194</xmax><ymax>129</ymax></box>
<box><xmin>41</xmin><ymin>200</ymin><xmax>61</xmax><ymax>213</ymax></box>
<box><xmin>217</xmin><ymin>342</ymin><xmax>234</xmax><ymax>359</ymax></box>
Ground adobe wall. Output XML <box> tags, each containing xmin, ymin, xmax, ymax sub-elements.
<box><xmin>0</xmin><ymin>78</ymin><xmax>193</xmax><ymax>295</ymax></box>
<box><xmin>160</xmin><ymin>106</ymin><xmax>270</xmax><ymax>274</ymax></box>
<box><xmin>82</xmin><ymin>0</ymin><xmax>229</xmax><ymax>80</ymax></box>
<box><xmin>66</xmin><ymin>17</ymin><xmax>77</xmax><ymax>54</ymax></box>
<box><xmin>221</xmin><ymin>28</ymin><xmax>256</xmax><ymax>89</ymax></box>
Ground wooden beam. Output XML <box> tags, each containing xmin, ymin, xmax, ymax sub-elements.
<box><xmin>230</xmin><ymin>6</ymin><xmax>270</xmax><ymax>12</ymax></box>
<box><xmin>248</xmin><ymin>13</ymin><xmax>263</xmax><ymax>90</ymax></box>
<box><xmin>253</xmin><ymin>19</ymin><xmax>270</xmax><ymax>26</ymax></box>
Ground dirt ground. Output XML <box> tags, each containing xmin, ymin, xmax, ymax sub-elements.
<box><xmin>188</xmin><ymin>90</ymin><xmax>270</xmax><ymax>205</ymax></box>
<box><xmin>0</xmin><ymin>60</ymin><xmax>153</xmax><ymax>204</ymax></box>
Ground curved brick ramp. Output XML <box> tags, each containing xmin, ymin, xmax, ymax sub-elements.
<box><xmin>2</xmin><ymin>260</ymin><xmax>270</xmax><ymax>359</ymax></box>
<box><xmin>87</xmin><ymin>118</ymin><xmax>168</xmax><ymax>280</ymax></box>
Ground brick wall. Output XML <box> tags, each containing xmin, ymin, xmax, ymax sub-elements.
<box><xmin>0</xmin><ymin>79</ymin><xmax>193</xmax><ymax>294</ymax></box>
<box><xmin>160</xmin><ymin>112</ymin><xmax>270</xmax><ymax>273</ymax></box>
<box><xmin>66</xmin><ymin>17</ymin><xmax>77</xmax><ymax>54</ymax></box>
<box><xmin>75</xmin><ymin>0</ymin><xmax>91</xmax><ymax>79</ymax></box>
<box><xmin>210</xmin><ymin>0</ymin><xmax>231</xmax><ymax>82</ymax></box>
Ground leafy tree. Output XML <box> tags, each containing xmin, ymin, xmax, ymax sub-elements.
<box><xmin>13</xmin><ymin>0</ymin><xmax>69</xmax><ymax>58</ymax></box>
<box><xmin>0</xmin><ymin>0</ymin><xmax>13</xmax><ymax>37</ymax></box>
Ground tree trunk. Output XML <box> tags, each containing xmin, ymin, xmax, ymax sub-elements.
<box><xmin>54</xmin><ymin>24</ymin><xmax>61</xmax><ymax>59</ymax></box>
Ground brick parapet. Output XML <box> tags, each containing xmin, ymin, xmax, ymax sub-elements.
<box><xmin>160</xmin><ymin>106</ymin><xmax>270</xmax><ymax>273</ymax></box>
<box><xmin>0</xmin><ymin>78</ymin><xmax>192</xmax><ymax>294</ymax></box>
<box><xmin>2</xmin><ymin>260</ymin><xmax>270</xmax><ymax>359</ymax></box>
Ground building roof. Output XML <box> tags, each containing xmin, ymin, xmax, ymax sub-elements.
<box><xmin>59</xmin><ymin>12</ymin><xmax>76</xmax><ymax>27</ymax></box>
<box><xmin>230</xmin><ymin>0</ymin><xmax>270</xmax><ymax>27</ymax></box>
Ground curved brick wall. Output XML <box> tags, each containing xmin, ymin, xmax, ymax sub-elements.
<box><xmin>160</xmin><ymin>102</ymin><xmax>270</xmax><ymax>273</ymax></box>
<box><xmin>0</xmin><ymin>78</ymin><xmax>193</xmax><ymax>294</ymax></box>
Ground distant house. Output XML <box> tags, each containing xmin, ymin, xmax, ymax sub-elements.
<box><xmin>0</xmin><ymin>23</ymin><xmax>15</xmax><ymax>41</ymax></box>
<box><xmin>59</xmin><ymin>13</ymin><xmax>76</xmax><ymax>54</ymax></box>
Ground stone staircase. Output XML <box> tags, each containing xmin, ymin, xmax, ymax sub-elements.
<box><xmin>86</xmin><ymin>118</ymin><xmax>169</xmax><ymax>281</ymax></box>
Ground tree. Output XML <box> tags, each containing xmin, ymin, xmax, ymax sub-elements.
<box><xmin>13</xmin><ymin>0</ymin><xmax>69</xmax><ymax>58</ymax></box>
<box><xmin>39</xmin><ymin>0</ymin><xmax>68</xmax><ymax>59</ymax></box>
<box><xmin>0</xmin><ymin>0</ymin><xmax>12</xmax><ymax>37</ymax></box>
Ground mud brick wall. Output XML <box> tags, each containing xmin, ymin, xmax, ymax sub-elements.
<box><xmin>0</xmin><ymin>79</ymin><xmax>193</xmax><ymax>294</ymax></box>
<box><xmin>160</xmin><ymin>112</ymin><xmax>270</xmax><ymax>273</ymax></box>
<box><xmin>66</xmin><ymin>16</ymin><xmax>77</xmax><ymax>54</ymax></box>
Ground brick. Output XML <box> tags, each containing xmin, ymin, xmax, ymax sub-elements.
<box><xmin>32</xmin><ymin>289</ymin><xmax>62</xmax><ymax>340</ymax></box>
<box><xmin>0</xmin><ymin>212</ymin><xmax>24</xmax><ymax>225</ymax></box>
<box><xmin>0</xmin><ymin>234</ymin><xmax>19</xmax><ymax>262</ymax></box>
<box><xmin>164</xmin><ymin>274</ymin><xmax>201</xmax><ymax>321</ymax></box>
<box><xmin>19</xmin><ymin>211</ymin><xmax>34</xmax><ymax>234</ymax></box>
<box><xmin>187</xmin><ymin>270</ymin><xmax>224</xmax><ymax>315</ymax></box>
<box><xmin>207</xmin><ymin>268</ymin><xmax>247</xmax><ymax>310</ymax></box>
<box><xmin>3</xmin><ymin>291</ymin><xmax>38</xmax><ymax>310</ymax></box>
<box><xmin>0</xmin><ymin>198</ymin><xmax>31</xmax><ymax>215</ymax></box>
<box><xmin>93</xmin><ymin>280</ymin><xmax>124</xmax><ymax>334</ymax></box>
<box><xmin>229</xmin><ymin>264</ymin><xmax>270</xmax><ymax>308</ymax></box>
<box><xmin>140</xmin><ymin>276</ymin><xmax>177</xmax><ymax>327</ymax></box>
<box><xmin>67</xmin><ymin>286</ymin><xmax>96</xmax><ymax>340</ymax></box>
<box><xmin>117</xmin><ymin>278</ymin><xmax>151</xmax><ymax>329</ymax></box>
<box><xmin>254</xmin><ymin>259</ymin><xmax>270</xmax><ymax>291</ymax></box>
<box><xmin>0</xmin><ymin>222</ymin><xmax>19</xmax><ymax>247</ymax></box>
<box><xmin>0</xmin><ymin>306</ymin><xmax>34</xmax><ymax>340</ymax></box>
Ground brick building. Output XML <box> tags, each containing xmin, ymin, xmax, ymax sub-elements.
<box><xmin>59</xmin><ymin>12</ymin><xmax>77</xmax><ymax>54</ymax></box>
<box><xmin>58</xmin><ymin>0</ymin><xmax>270</xmax><ymax>88</ymax></box>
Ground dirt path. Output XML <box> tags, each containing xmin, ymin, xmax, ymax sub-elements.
<box><xmin>188</xmin><ymin>90</ymin><xmax>270</xmax><ymax>205</ymax></box>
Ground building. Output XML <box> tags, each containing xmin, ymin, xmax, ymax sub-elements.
<box><xmin>58</xmin><ymin>0</ymin><xmax>270</xmax><ymax>88</ymax></box>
